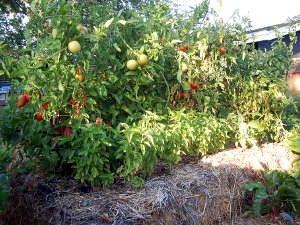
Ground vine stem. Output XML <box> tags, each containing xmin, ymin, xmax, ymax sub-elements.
<box><xmin>43</xmin><ymin>47</ymin><xmax>68</xmax><ymax>61</ymax></box>
<box><xmin>162</xmin><ymin>72</ymin><xmax>170</xmax><ymax>108</ymax></box>
<box><xmin>121</xmin><ymin>38</ymin><xmax>139</xmax><ymax>57</ymax></box>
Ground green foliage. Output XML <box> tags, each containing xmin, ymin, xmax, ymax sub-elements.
<box><xmin>243</xmin><ymin>96</ymin><xmax>300</xmax><ymax>217</ymax></box>
<box><xmin>242</xmin><ymin>170</ymin><xmax>300</xmax><ymax>217</ymax></box>
<box><xmin>283</xmin><ymin>97</ymin><xmax>300</xmax><ymax>131</ymax></box>
<box><xmin>117</xmin><ymin>109</ymin><xmax>230</xmax><ymax>183</ymax></box>
<box><xmin>0</xmin><ymin>0</ymin><xmax>296</xmax><ymax>186</ymax></box>
<box><xmin>0</xmin><ymin>142</ymin><xmax>14</xmax><ymax>213</ymax></box>
<box><xmin>284</xmin><ymin>126</ymin><xmax>300</xmax><ymax>177</ymax></box>
<box><xmin>65</xmin><ymin>124</ymin><xmax>117</xmax><ymax>186</ymax></box>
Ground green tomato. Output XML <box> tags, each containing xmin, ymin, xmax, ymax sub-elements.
<box><xmin>137</xmin><ymin>54</ymin><xmax>148</xmax><ymax>65</ymax></box>
<box><xmin>127</xmin><ymin>60</ymin><xmax>138</xmax><ymax>71</ymax></box>
<box><xmin>68</xmin><ymin>41</ymin><xmax>81</xmax><ymax>53</ymax></box>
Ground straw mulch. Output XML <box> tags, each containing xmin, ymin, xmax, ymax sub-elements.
<box><xmin>0</xmin><ymin>143</ymin><xmax>295</xmax><ymax>225</ymax></box>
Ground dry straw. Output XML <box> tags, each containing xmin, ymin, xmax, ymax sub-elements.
<box><xmin>0</xmin><ymin>143</ymin><xmax>294</xmax><ymax>225</ymax></box>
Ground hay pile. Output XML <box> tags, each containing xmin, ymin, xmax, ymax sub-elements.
<box><xmin>0</xmin><ymin>143</ymin><xmax>295</xmax><ymax>225</ymax></box>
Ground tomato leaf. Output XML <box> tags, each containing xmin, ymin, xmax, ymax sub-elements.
<box><xmin>182</xmin><ymin>82</ymin><xmax>191</xmax><ymax>91</ymax></box>
<box><xmin>177</xmin><ymin>69</ymin><xmax>182</xmax><ymax>84</ymax></box>
<box><xmin>89</xmin><ymin>88</ymin><xmax>97</xmax><ymax>97</ymax></box>
<box><xmin>104</xmin><ymin>18</ymin><xmax>114</xmax><ymax>28</ymax></box>
<box><xmin>171</xmin><ymin>40</ymin><xmax>182</xmax><ymax>44</ymax></box>
<box><xmin>151</xmin><ymin>32</ymin><xmax>159</xmax><ymax>42</ymax></box>
<box><xmin>113</xmin><ymin>43</ymin><xmax>121</xmax><ymax>52</ymax></box>
<box><xmin>118</xmin><ymin>20</ymin><xmax>127</xmax><ymax>25</ymax></box>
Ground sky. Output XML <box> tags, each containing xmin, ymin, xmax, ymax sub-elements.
<box><xmin>175</xmin><ymin>0</ymin><xmax>300</xmax><ymax>29</ymax></box>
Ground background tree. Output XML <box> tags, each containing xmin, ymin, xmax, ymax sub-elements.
<box><xmin>0</xmin><ymin>0</ymin><xmax>27</xmax><ymax>52</ymax></box>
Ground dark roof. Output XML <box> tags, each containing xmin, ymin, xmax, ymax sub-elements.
<box><xmin>246</xmin><ymin>22</ymin><xmax>291</xmax><ymax>34</ymax></box>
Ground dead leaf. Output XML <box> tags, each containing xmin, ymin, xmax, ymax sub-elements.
<box><xmin>101</xmin><ymin>213</ymin><xmax>112</xmax><ymax>223</ymax></box>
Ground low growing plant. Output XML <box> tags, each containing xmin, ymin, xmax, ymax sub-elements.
<box><xmin>242</xmin><ymin>115</ymin><xmax>300</xmax><ymax>217</ymax></box>
<box><xmin>242</xmin><ymin>170</ymin><xmax>300</xmax><ymax>217</ymax></box>
<box><xmin>0</xmin><ymin>142</ymin><xmax>14</xmax><ymax>213</ymax></box>
<box><xmin>116</xmin><ymin>109</ymin><xmax>231</xmax><ymax>185</ymax></box>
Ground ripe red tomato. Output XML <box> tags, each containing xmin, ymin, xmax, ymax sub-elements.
<box><xmin>179</xmin><ymin>90</ymin><xmax>184</xmax><ymax>99</ymax></box>
<box><xmin>95</xmin><ymin>117</ymin><xmax>101</xmax><ymax>127</ymax></box>
<box><xmin>189</xmin><ymin>83</ymin><xmax>200</xmax><ymax>90</ymax></box>
<box><xmin>219</xmin><ymin>48</ymin><xmax>226</xmax><ymax>54</ymax></box>
<box><xmin>65</xmin><ymin>127</ymin><xmax>72</xmax><ymax>137</ymax></box>
<box><xmin>57</xmin><ymin>126</ymin><xmax>65</xmax><ymax>134</ymax></box>
<box><xmin>70</xmin><ymin>97</ymin><xmax>75</xmax><ymax>105</ymax></box>
<box><xmin>233</xmin><ymin>48</ymin><xmax>239</xmax><ymax>53</ymax></box>
<box><xmin>17</xmin><ymin>95</ymin><xmax>27</xmax><ymax>108</ymax></box>
<box><xmin>36</xmin><ymin>110</ymin><xmax>43</xmax><ymax>121</ymax></box>
<box><xmin>82</xmin><ymin>96</ymin><xmax>87</xmax><ymax>106</ymax></box>
<box><xmin>25</xmin><ymin>91</ymin><xmax>30</xmax><ymax>102</ymax></box>
<box><xmin>178</xmin><ymin>46</ymin><xmax>186</xmax><ymax>52</ymax></box>
<box><xmin>43</xmin><ymin>102</ymin><xmax>48</xmax><ymax>111</ymax></box>
<box><xmin>224</xmin><ymin>82</ymin><xmax>229</xmax><ymax>88</ymax></box>
<box><xmin>75</xmin><ymin>106</ymin><xmax>80</xmax><ymax>116</ymax></box>
<box><xmin>103</xmin><ymin>119</ymin><xmax>112</xmax><ymax>127</ymax></box>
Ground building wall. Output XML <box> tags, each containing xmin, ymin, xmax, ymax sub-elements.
<box><xmin>288</xmin><ymin>72</ymin><xmax>300</xmax><ymax>96</ymax></box>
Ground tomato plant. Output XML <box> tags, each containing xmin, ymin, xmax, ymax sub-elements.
<box><xmin>0</xmin><ymin>0</ymin><xmax>296</xmax><ymax>186</ymax></box>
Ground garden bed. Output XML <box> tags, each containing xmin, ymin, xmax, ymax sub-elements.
<box><xmin>0</xmin><ymin>143</ymin><xmax>296</xmax><ymax>225</ymax></box>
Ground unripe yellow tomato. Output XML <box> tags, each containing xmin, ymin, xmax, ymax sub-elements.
<box><xmin>137</xmin><ymin>54</ymin><xmax>148</xmax><ymax>65</ymax></box>
<box><xmin>181</xmin><ymin>63</ymin><xmax>188</xmax><ymax>73</ymax></box>
<box><xmin>68</xmin><ymin>41</ymin><xmax>81</xmax><ymax>53</ymax></box>
<box><xmin>127</xmin><ymin>60</ymin><xmax>138</xmax><ymax>71</ymax></box>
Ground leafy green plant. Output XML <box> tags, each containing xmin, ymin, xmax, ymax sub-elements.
<box><xmin>65</xmin><ymin>123</ymin><xmax>117</xmax><ymax>186</ymax></box>
<box><xmin>284</xmin><ymin>126</ymin><xmax>300</xmax><ymax>177</ymax></box>
<box><xmin>283</xmin><ymin>97</ymin><xmax>300</xmax><ymax>131</ymax></box>
<box><xmin>0</xmin><ymin>0</ymin><xmax>297</xmax><ymax>186</ymax></box>
<box><xmin>0</xmin><ymin>173</ymin><xmax>11</xmax><ymax>213</ymax></box>
<box><xmin>242</xmin><ymin>170</ymin><xmax>300</xmax><ymax>217</ymax></box>
<box><xmin>243</xmin><ymin>114</ymin><xmax>300</xmax><ymax>217</ymax></box>
<box><xmin>117</xmin><ymin>109</ymin><xmax>231</xmax><ymax>185</ymax></box>
<box><xmin>0</xmin><ymin>142</ymin><xmax>14</xmax><ymax>213</ymax></box>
